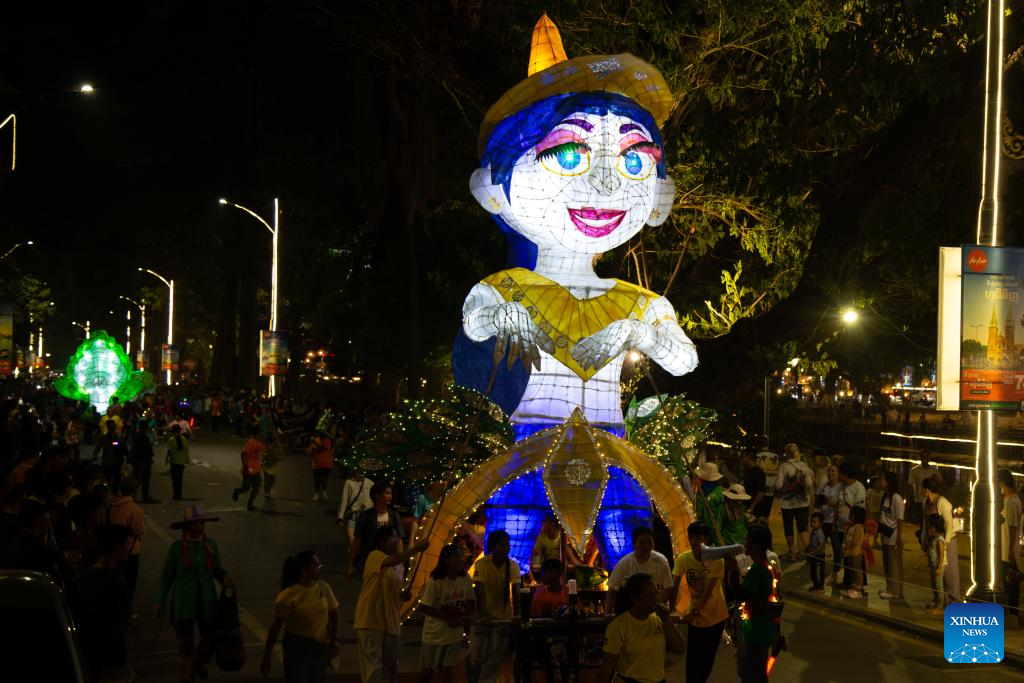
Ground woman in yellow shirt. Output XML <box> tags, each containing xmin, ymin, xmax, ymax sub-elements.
<box><xmin>599</xmin><ymin>573</ymin><xmax>686</xmax><ymax>683</ymax></box>
<box><xmin>261</xmin><ymin>550</ymin><xmax>339</xmax><ymax>682</ymax></box>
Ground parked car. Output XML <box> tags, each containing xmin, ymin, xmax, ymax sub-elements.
<box><xmin>0</xmin><ymin>569</ymin><xmax>88</xmax><ymax>682</ymax></box>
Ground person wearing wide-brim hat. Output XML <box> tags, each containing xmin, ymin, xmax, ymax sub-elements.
<box><xmin>156</xmin><ymin>505</ymin><xmax>233</xmax><ymax>683</ymax></box>
<box><xmin>722</xmin><ymin>484</ymin><xmax>752</xmax><ymax>546</ymax></box>
<box><xmin>693</xmin><ymin>462</ymin><xmax>728</xmax><ymax>545</ymax></box>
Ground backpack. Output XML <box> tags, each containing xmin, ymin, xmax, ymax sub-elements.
<box><xmin>780</xmin><ymin>463</ymin><xmax>807</xmax><ymax>500</ymax></box>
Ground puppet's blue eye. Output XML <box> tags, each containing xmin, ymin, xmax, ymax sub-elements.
<box><xmin>623</xmin><ymin>151</ymin><xmax>643</xmax><ymax>176</ymax></box>
<box><xmin>537</xmin><ymin>142</ymin><xmax>590</xmax><ymax>176</ymax></box>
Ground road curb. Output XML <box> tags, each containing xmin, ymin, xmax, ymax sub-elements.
<box><xmin>786</xmin><ymin>590</ymin><xmax>1024</xmax><ymax>670</ymax></box>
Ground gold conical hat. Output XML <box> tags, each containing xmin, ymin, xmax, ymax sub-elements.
<box><xmin>477</xmin><ymin>16</ymin><xmax>673</xmax><ymax>157</ymax></box>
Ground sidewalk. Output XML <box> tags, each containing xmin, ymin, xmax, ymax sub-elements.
<box><xmin>766</xmin><ymin>513</ymin><xmax>1024</xmax><ymax>667</ymax></box>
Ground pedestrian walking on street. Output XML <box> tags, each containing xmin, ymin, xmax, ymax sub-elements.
<box><xmin>775</xmin><ymin>443</ymin><xmax>814</xmax><ymax>560</ymax></box>
<box><xmin>418</xmin><ymin>544</ymin><xmax>475</xmax><ymax>683</ymax></box>
<box><xmin>999</xmin><ymin>468</ymin><xmax>1022</xmax><ymax>624</ymax></box>
<box><xmin>598</xmin><ymin>573</ymin><xmax>686</xmax><ymax>683</ymax></box>
<box><xmin>805</xmin><ymin>513</ymin><xmax>827</xmax><ymax>593</ymax></box>
<box><xmin>353</xmin><ymin>526</ymin><xmax>429</xmax><ymax>683</ymax></box>
<box><xmin>728</xmin><ymin>524</ymin><xmax>779</xmax><ymax>683</ymax></box>
<box><xmin>107</xmin><ymin>476</ymin><xmax>146</xmax><ymax>609</ymax></box>
<box><xmin>841</xmin><ymin>506</ymin><xmax>867</xmax><ymax>599</ymax></box>
<box><xmin>261</xmin><ymin>550</ymin><xmax>340</xmax><ymax>683</ymax></box>
<box><xmin>232</xmin><ymin>428</ymin><xmax>265</xmax><ymax>511</ymax></box>
<box><xmin>817</xmin><ymin>465</ymin><xmax>843</xmax><ymax>585</ymax></box>
<box><xmin>673</xmin><ymin>522</ymin><xmax>727</xmax><ymax>683</ymax></box>
<box><xmin>469</xmin><ymin>530</ymin><xmax>523</xmax><ymax>683</ymax></box>
<box><xmin>94</xmin><ymin>419</ymin><xmax>125</xmax><ymax>486</ymax></box>
<box><xmin>337</xmin><ymin>470</ymin><xmax>374</xmax><ymax>544</ymax></box>
<box><xmin>156</xmin><ymin>506</ymin><xmax>234</xmax><ymax>683</ymax></box>
<box><xmin>166</xmin><ymin>425</ymin><xmax>190</xmax><ymax>501</ymax></box>
<box><xmin>131</xmin><ymin>417</ymin><xmax>159</xmax><ymax>503</ymax></box>
<box><xmin>924</xmin><ymin>513</ymin><xmax>947</xmax><ymax>615</ymax></box>
<box><xmin>877</xmin><ymin>471</ymin><xmax>905</xmax><ymax>599</ymax></box>
<box><xmin>309</xmin><ymin>430</ymin><xmax>335</xmax><ymax>501</ymax></box>
<box><xmin>348</xmin><ymin>482</ymin><xmax>405</xmax><ymax>577</ymax></box>
<box><xmin>262</xmin><ymin>434</ymin><xmax>281</xmax><ymax>499</ymax></box>
<box><xmin>921</xmin><ymin>477</ymin><xmax>961</xmax><ymax>603</ymax></box>
<box><xmin>906</xmin><ymin>451</ymin><xmax>938</xmax><ymax>526</ymax></box>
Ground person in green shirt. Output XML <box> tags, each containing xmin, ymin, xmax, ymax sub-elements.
<box><xmin>722</xmin><ymin>484</ymin><xmax>751</xmax><ymax>546</ymax></box>
<box><xmin>729</xmin><ymin>524</ymin><xmax>781</xmax><ymax>683</ymax></box>
<box><xmin>165</xmin><ymin>424</ymin><xmax>190</xmax><ymax>501</ymax></box>
<box><xmin>156</xmin><ymin>506</ymin><xmax>233</xmax><ymax>683</ymax></box>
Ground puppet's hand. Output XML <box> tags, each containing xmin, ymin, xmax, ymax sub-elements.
<box><xmin>491</xmin><ymin>302</ymin><xmax>555</xmax><ymax>371</ymax></box>
<box><xmin>571</xmin><ymin>320</ymin><xmax>647</xmax><ymax>372</ymax></box>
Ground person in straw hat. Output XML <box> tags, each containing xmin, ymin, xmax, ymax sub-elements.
<box><xmin>156</xmin><ymin>505</ymin><xmax>234</xmax><ymax>683</ymax></box>
<box><xmin>693</xmin><ymin>461</ymin><xmax>728</xmax><ymax>544</ymax></box>
<box><xmin>722</xmin><ymin>483</ymin><xmax>752</xmax><ymax>546</ymax></box>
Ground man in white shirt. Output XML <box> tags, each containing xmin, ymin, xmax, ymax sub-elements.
<box><xmin>1000</xmin><ymin>468</ymin><xmax>1022</xmax><ymax>624</ymax></box>
<box><xmin>907</xmin><ymin>450</ymin><xmax>938</xmax><ymax>524</ymax></box>
<box><xmin>605</xmin><ymin>526</ymin><xmax>673</xmax><ymax>612</ymax></box>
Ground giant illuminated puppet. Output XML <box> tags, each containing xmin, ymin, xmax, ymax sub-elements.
<box><xmin>54</xmin><ymin>330</ymin><xmax>155</xmax><ymax>413</ymax></box>
<box><xmin>458</xmin><ymin>16</ymin><xmax>698</xmax><ymax>439</ymax></box>
<box><xmin>448</xmin><ymin>16</ymin><xmax>701</xmax><ymax>570</ymax></box>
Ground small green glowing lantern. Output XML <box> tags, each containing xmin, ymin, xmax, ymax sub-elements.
<box><xmin>54</xmin><ymin>330</ymin><xmax>155</xmax><ymax>412</ymax></box>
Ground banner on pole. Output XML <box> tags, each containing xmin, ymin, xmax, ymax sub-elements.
<box><xmin>260</xmin><ymin>330</ymin><xmax>288</xmax><ymax>376</ymax></box>
<box><xmin>161</xmin><ymin>344</ymin><xmax>180</xmax><ymax>371</ymax></box>
<box><xmin>135</xmin><ymin>348</ymin><xmax>146</xmax><ymax>371</ymax></box>
<box><xmin>959</xmin><ymin>245</ymin><xmax>1024</xmax><ymax>411</ymax></box>
<box><xmin>0</xmin><ymin>303</ymin><xmax>12</xmax><ymax>376</ymax></box>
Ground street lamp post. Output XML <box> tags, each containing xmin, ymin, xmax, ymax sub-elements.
<box><xmin>140</xmin><ymin>268</ymin><xmax>173</xmax><ymax>385</ymax></box>
<box><xmin>965</xmin><ymin>0</ymin><xmax>1007</xmax><ymax>605</ymax></box>
<box><xmin>119</xmin><ymin>295</ymin><xmax>145</xmax><ymax>367</ymax></box>
<box><xmin>0</xmin><ymin>240</ymin><xmax>33</xmax><ymax>262</ymax></box>
<box><xmin>219</xmin><ymin>197</ymin><xmax>280</xmax><ymax>397</ymax></box>
<box><xmin>71</xmin><ymin>320</ymin><xmax>91</xmax><ymax>339</ymax></box>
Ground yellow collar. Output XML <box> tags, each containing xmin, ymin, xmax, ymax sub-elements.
<box><xmin>483</xmin><ymin>268</ymin><xmax>655</xmax><ymax>380</ymax></box>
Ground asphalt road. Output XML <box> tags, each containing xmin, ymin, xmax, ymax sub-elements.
<box><xmin>124</xmin><ymin>433</ymin><xmax>1024</xmax><ymax>682</ymax></box>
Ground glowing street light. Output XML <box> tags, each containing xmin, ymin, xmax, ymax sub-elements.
<box><xmin>139</xmin><ymin>267</ymin><xmax>173</xmax><ymax>384</ymax></box>
<box><xmin>79</xmin><ymin>83</ymin><xmax>95</xmax><ymax>94</ymax></box>
<box><xmin>119</xmin><ymin>295</ymin><xmax>146</xmax><ymax>361</ymax></box>
<box><xmin>71</xmin><ymin>320</ymin><xmax>91</xmax><ymax>339</ymax></box>
<box><xmin>220</xmin><ymin>196</ymin><xmax>280</xmax><ymax>397</ymax></box>
<box><xmin>0</xmin><ymin>240</ymin><xmax>33</xmax><ymax>262</ymax></box>
<box><xmin>841</xmin><ymin>308</ymin><xmax>859</xmax><ymax>325</ymax></box>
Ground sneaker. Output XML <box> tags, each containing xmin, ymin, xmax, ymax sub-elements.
<box><xmin>925</xmin><ymin>601</ymin><xmax>938</xmax><ymax>610</ymax></box>
<box><xmin>809</xmin><ymin>587</ymin><xmax>825</xmax><ymax>594</ymax></box>
<box><xmin>878</xmin><ymin>591</ymin><xmax>895</xmax><ymax>599</ymax></box>
<box><xmin>841</xmin><ymin>589</ymin><xmax>863</xmax><ymax>599</ymax></box>
<box><xmin>313</xmin><ymin>493</ymin><xmax>320</xmax><ymax>501</ymax></box>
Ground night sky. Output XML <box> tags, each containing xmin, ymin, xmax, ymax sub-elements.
<box><xmin>1</xmin><ymin>2</ymin><xmax>355</xmax><ymax>361</ymax></box>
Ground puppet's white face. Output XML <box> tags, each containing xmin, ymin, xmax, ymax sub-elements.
<box><xmin>496</xmin><ymin>112</ymin><xmax>671</xmax><ymax>256</ymax></box>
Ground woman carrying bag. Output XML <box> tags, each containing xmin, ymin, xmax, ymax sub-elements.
<box><xmin>156</xmin><ymin>506</ymin><xmax>234</xmax><ymax>683</ymax></box>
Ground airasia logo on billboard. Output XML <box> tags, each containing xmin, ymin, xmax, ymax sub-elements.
<box><xmin>967</xmin><ymin>249</ymin><xmax>988</xmax><ymax>272</ymax></box>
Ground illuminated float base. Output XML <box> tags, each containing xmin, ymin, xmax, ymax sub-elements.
<box><xmin>401</xmin><ymin>409</ymin><xmax>695</xmax><ymax>619</ymax></box>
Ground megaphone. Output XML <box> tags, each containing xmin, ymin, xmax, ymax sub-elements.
<box><xmin>699</xmin><ymin>543</ymin><xmax>745</xmax><ymax>562</ymax></box>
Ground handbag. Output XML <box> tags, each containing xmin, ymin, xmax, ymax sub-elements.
<box><xmin>214</xmin><ymin>586</ymin><xmax>245</xmax><ymax>672</ymax></box>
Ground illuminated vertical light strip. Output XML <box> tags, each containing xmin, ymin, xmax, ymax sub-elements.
<box><xmin>167</xmin><ymin>279</ymin><xmax>174</xmax><ymax>385</ymax></box>
<box><xmin>140</xmin><ymin>304</ymin><xmax>145</xmax><ymax>368</ymax></box>
<box><xmin>0</xmin><ymin>113</ymin><xmax>14</xmax><ymax>171</ymax></box>
<box><xmin>988</xmin><ymin>410</ymin><xmax>997</xmax><ymax>589</ymax></box>
<box><xmin>37</xmin><ymin>327</ymin><xmax>43</xmax><ymax>362</ymax></box>
<box><xmin>125</xmin><ymin>308</ymin><xmax>131</xmax><ymax>355</ymax></box>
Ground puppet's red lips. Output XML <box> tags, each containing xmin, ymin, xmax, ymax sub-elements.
<box><xmin>568</xmin><ymin>208</ymin><xmax>626</xmax><ymax>237</ymax></box>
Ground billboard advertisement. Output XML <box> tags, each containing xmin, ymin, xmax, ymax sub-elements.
<box><xmin>959</xmin><ymin>245</ymin><xmax>1024</xmax><ymax>410</ymax></box>
<box><xmin>161</xmin><ymin>343</ymin><xmax>180</xmax><ymax>371</ymax></box>
<box><xmin>260</xmin><ymin>330</ymin><xmax>288</xmax><ymax>376</ymax></box>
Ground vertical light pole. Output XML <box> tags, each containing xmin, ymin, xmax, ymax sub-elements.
<box><xmin>219</xmin><ymin>197</ymin><xmax>280</xmax><ymax>397</ymax></box>
<box><xmin>966</xmin><ymin>0</ymin><xmax>1007</xmax><ymax>605</ymax></box>
<box><xmin>119</xmin><ymin>295</ymin><xmax>145</xmax><ymax>366</ymax></box>
<box><xmin>140</xmin><ymin>268</ymin><xmax>173</xmax><ymax>385</ymax></box>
